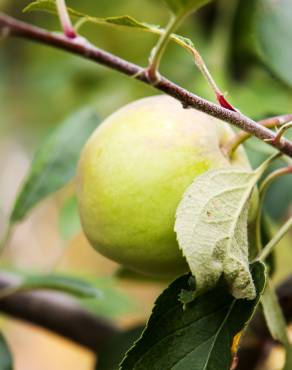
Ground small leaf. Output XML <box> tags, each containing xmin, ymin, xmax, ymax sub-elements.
<box><xmin>175</xmin><ymin>164</ymin><xmax>269</xmax><ymax>300</ymax></box>
<box><xmin>120</xmin><ymin>262</ymin><xmax>266</xmax><ymax>370</ymax></box>
<box><xmin>25</xmin><ymin>0</ymin><xmax>212</xmax><ymax>19</ymax></box>
<box><xmin>10</xmin><ymin>108</ymin><xmax>99</xmax><ymax>223</ymax></box>
<box><xmin>59</xmin><ymin>195</ymin><xmax>81</xmax><ymax>240</ymax></box>
<box><xmin>0</xmin><ymin>333</ymin><xmax>13</xmax><ymax>370</ymax></box>
<box><xmin>163</xmin><ymin>0</ymin><xmax>212</xmax><ymax>16</ymax></box>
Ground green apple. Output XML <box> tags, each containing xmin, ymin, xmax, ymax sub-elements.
<box><xmin>76</xmin><ymin>95</ymin><xmax>255</xmax><ymax>278</ymax></box>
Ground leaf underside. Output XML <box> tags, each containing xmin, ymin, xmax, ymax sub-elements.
<box><xmin>175</xmin><ymin>167</ymin><xmax>264</xmax><ymax>300</ymax></box>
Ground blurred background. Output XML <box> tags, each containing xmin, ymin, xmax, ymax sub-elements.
<box><xmin>0</xmin><ymin>0</ymin><xmax>291</xmax><ymax>369</ymax></box>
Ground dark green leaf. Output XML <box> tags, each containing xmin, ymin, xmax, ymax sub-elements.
<box><xmin>10</xmin><ymin>108</ymin><xmax>99</xmax><ymax>223</ymax></box>
<box><xmin>97</xmin><ymin>326</ymin><xmax>144</xmax><ymax>370</ymax></box>
<box><xmin>24</xmin><ymin>1</ymin><xmax>159</xmax><ymax>30</ymax></box>
<box><xmin>59</xmin><ymin>195</ymin><xmax>81</xmax><ymax>240</ymax></box>
<box><xmin>120</xmin><ymin>262</ymin><xmax>266</xmax><ymax>370</ymax></box>
<box><xmin>0</xmin><ymin>333</ymin><xmax>13</xmax><ymax>370</ymax></box>
<box><xmin>0</xmin><ymin>270</ymin><xmax>135</xmax><ymax>319</ymax></box>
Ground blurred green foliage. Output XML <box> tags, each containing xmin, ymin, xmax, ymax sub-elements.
<box><xmin>0</xmin><ymin>2</ymin><xmax>291</xmax><ymax>368</ymax></box>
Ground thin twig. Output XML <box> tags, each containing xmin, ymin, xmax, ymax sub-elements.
<box><xmin>0</xmin><ymin>12</ymin><xmax>292</xmax><ymax>157</ymax></box>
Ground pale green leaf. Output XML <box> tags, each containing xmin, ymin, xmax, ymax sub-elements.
<box><xmin>261</xmin><ymin>280</ymin><xmax>292</xmax><ymax>370</ymax></box>
<box><xmin>0</xmin><ymin>270</ymin><xmax>135</xmax><ymax>319</ymax></box>
<box><xmin>24</xmin><ymin>1</ymin><xmax>160</xmax><ymax>31</ymax></box>
<box><xmin>175</xmin><ymin>165</ymin><xmax>268</xmax><ymax>300</ymax></box>
<box><xmin>163</xmin><ymin>0</ymin><xmax>212</xmax><ymax>16</ymax></box>
<box><xmin>59</xmin><ymin>195</ymin><xmax>81</xmax><ymax>241</ymax></box>
<box><xmin>0</xmin><ymin>271</ymin><xmax>102</xmax><ymax>299</ymax></box>
<box><xmin>10</xmin><ymin>108</ymin><xmax>99</xmax><ymax>223</ymax></box>
<box><xmin>20</xmin><ymin>274</ymin><xmax>102</xmax><ymax>298</ymax></box>
<box><xmin>0</xmin><ymin>334</ymin><xmax>13</xmax><ymax>370</ymax></box>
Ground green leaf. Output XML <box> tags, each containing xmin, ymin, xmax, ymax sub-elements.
<box><xmin>0</xmin><ymin>333</ymin><xmax>13</xmax><ymax>370</ymax></box>
<box><xmin>24</xmin><ymin>1</ymin><xmax>159</xmax><ymax>30</ymax></box>
<box><xmin>0</xmin><ymin>271</ymin><xmax>102</xmax><ymax>299</ymax></box>
<box><xmin>97</xmin><ymin>326</ymin><xmax>144</xmax><ymax>370</ymax></box>
<box><xmin>59</xmin><ymin>195</ymin><xmax>81</xmax><ymax>241</ymax></box>
<box><xmin>20</xmin><ymin>274</ymin><xmax>102</xmax><ymax>298</ymax></box>
<box><xmin>163</xmin><ymin>0</ymin><xmax>212</xmax><ymax>16</ymax></box>
<box><xmin>10</xmin><ymin>108</ymin><xmax>99</xmax><ymax>223</ymax></box>
<box><xmin>23</xmin><ymin>1</ymin><xmax>198</xmax><ymax>55</ymax></box>
<box><xmin>175</xmin><ymin>164</ymin><xmax>269</xmax><ymax>300</ymax></box>
<box><xmin>120</xmin><ymin>262</ymin><xmax>266</xmax><ymax>370</ymax></box>
<box><xmin>0</xmin><ymin>269</ymin><xmax>135</xmax><ymax>319</ymax></box>
<box><xmin>25</xmin><ymin>0</ymin><xmax>212</xmax><ymax>20</ymax></box>
<box><xmin>261</xmin><ymin>280</ymin><xmax>292</xmax><ymax>370</ymax></box>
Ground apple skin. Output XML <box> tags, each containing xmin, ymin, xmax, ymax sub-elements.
<box><xmin>76</xmin><ymin>95</ymin><xmax>255</xmax><ymax>278</ymax></box>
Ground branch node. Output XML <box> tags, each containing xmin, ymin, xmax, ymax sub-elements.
<box><xmin>144</xmin><ymin>67</ymin><xmax>161</xmax><ymax>86</ymax></box>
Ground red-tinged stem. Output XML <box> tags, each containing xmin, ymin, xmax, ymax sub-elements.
<box><xmin>56</xmin><ymin>0</ymin><xmax>76</xmax><ymax>38</ymax></box>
